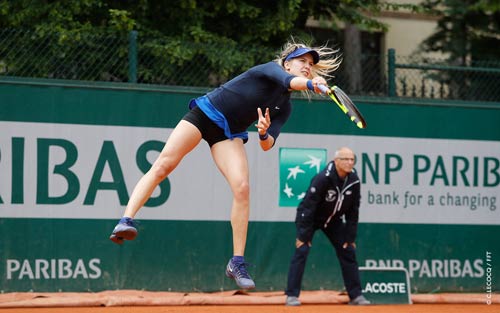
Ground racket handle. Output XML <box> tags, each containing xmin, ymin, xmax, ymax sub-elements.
<box><xmin>317</xmin><ymin>84</ymin><xmax>330</xmax><ymax>94</ymax></box>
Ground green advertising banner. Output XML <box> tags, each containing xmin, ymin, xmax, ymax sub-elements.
<box><xmin>1</xmin><ymin>78</ymin><xmax>499</xmax><ymax>294</ymax></box>
<box><xmin>359</xmin><ymin>267</ymin><xmax>412</xmax><ymax>304</ymax></box>
<box><xmin>279</xmin><ymin>148</ymin><xmax>327</xmax><ymax>207</ymax></box>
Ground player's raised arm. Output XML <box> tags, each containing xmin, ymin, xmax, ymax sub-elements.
<box><xmin>255</xmin><ymin>107</ymin><xmax>274</xmax><ymax>151</ymax></box>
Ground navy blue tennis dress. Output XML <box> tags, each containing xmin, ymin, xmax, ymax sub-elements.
<box><xmin>189</xmin><ymin>61</ymin><xmax>297</xmax><ymax>144</ymax></box>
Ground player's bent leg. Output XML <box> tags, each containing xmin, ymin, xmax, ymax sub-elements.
<box><xmin>123</xmin><ymin>120</ymin><xmax>203</xmax><ymax>217</ymax></box>
<box><xmin>110</xmin><ymin>120</ymin><xmax>202</xmax><ymax>245</ymax></box>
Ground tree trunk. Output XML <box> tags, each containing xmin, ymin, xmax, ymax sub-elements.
<box><xmin>343</xmin><ymin>23</ymin><xmax>362</xmax><ymax>93</ymax></box>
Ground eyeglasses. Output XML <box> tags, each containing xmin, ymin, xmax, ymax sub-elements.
<box><xmin>338</xmin><ymin>157</ymin><xmax>355</xmax><ymax>162</ymax></box>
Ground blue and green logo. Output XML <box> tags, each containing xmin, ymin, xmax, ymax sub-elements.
<box><xmin>279</xmin><ymin>148</ymin><xmax>327</xmax><ymax>207</ymax></box>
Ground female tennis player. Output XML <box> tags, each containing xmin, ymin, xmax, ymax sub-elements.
<box><xmin>109</xmin><ymin>38</ymin><xmax>342</xmax><ymax>290</ymax></box>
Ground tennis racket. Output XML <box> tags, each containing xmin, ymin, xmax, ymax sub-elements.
<box><xmin>317</xmin><ymin>84</ymin><xmax>367</xmax><ymax>129</ymax></box>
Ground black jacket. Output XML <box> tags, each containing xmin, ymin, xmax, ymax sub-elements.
<box><xmin>295</xmin><ymin>160</ymin><xmax>361</xmax><ymax>244</ymax></box>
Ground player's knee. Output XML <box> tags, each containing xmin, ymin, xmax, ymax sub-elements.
<box><xmin>232</xmin><ymin>180</ymin><xmax>250</xmax><ymax>202</ymax></box>
<box><xmin>150</xmin><ymin>156</ymin><xmax>177</xmax><ymax>181</ymax></box>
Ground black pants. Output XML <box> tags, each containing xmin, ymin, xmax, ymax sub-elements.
<box><xmin>285</xmin><ymin>221</ymin><xmax>362</xmax><ymax>300</ymax></box>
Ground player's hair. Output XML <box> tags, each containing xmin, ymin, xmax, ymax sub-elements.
<box><xmin>275</xmin><ymin>37</ymin><xmax>342</xmax><ymax>79</ymax></box>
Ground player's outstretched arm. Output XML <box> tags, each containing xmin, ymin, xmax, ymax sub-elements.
<box><xmin>289</xmin><ymin>76</ymin><xmax>328</xmax><ymax>93</ymax></box>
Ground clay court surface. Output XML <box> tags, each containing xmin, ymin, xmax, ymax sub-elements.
<box><xmin>0</xmin><ymin>291</ymin><xmax>497</xmax><ymax>313</ymax></box>
<box><xmin>1</xmin><ymin>304</ymin><xmax>498</xmax><ymax>313</ymax></box>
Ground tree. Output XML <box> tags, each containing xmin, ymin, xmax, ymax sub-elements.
<box><xmin>417</xmin><ymin>0</ymin><xmax>500</xmax><ymax>101</ymax></box>
<box><xmin>420</xmin><ymin>0</ymin><xmax>500</xmax><ymax>62</ymax></box>
<box><xmin>0</xmin><ymin>0</ymin><xmax>419</xmax><ymax>86</ymax></box>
